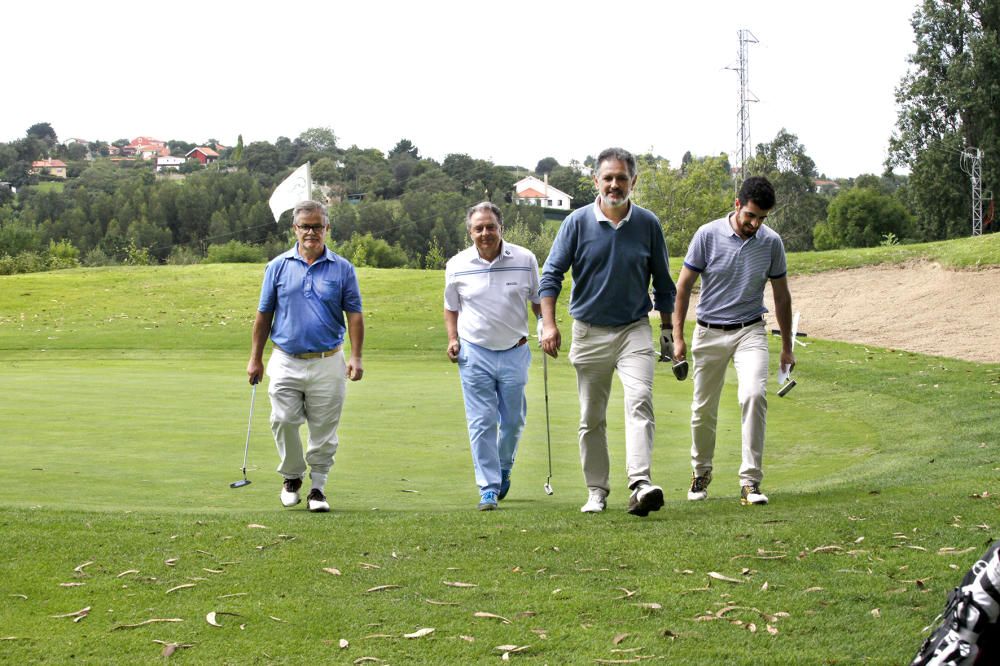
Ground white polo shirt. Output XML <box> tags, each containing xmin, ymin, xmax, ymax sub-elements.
<box><xmin>444</xmin><ymin>241</ymin><xmax>540</xmax><ymax>351</ymax></box>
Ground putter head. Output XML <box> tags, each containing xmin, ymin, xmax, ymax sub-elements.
<box><xmin>777</xmin><ymin>379</ymin><xmax>797</xmax><ymax>398</ymax></box>
<box><xmin>672</xmin><ymin>360</ymin><xmax>688</xmax><ymax>381</ymax></box>
<box><xmin>543</xmin><ymin>482</ymin><xmax>553</xmax><ymax>496</ymax></box>
<box><xmin>230</xmin><ymin>479</ymin><xmax>251</xmax><ymax>488</ymax></box>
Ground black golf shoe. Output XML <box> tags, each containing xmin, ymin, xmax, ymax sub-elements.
<box><xmin>627</xmin><ymin>484</ymin><xmax>664</xmax><ymax>517</ymax></box>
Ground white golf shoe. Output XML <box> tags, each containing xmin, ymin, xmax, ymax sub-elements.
<box><xmin>307</xmin><ymin>488</ymin><xmax>330</xmax><ymax>513</ymax></box>
<box><xmin>688</xmin><ymin>472</ymin><xmax>712</xmax><ymax>501</ymax></box>
<box><xmin>280</xmin><ymin>477</ymin><xmax>302</xmax><ymax>507</ymax></box>
<box><xmin>580</xmin><ymin>491</ymin><xmax>607</xmax><ymax>513</ymax></box>
<box><xmin>740</xmin><ymin>484</ymin><xmax>768</xmax><ymax>505</ymax></box>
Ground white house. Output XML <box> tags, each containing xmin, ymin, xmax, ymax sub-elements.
<box><xmin>155</xmin><ymin>156</ymin><xmax>186</xmax><ymax>172</ymax></box>
<box><xmin>513</xmin><ymin>175</ymin><xmax>572</xmax><ymax>210</ymax></box>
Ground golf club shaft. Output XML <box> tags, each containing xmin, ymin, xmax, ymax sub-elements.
<box><xmin>543</xmin><ymin>352</ymin><xmax>552</xmax><ymax>482</ymax></box>
<box><xmin>242</xmin><ymin>383</ymin><xmax>256</xmax><ymax>474</ymax></box>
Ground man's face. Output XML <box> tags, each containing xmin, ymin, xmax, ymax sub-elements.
<box><xmin>468</xmin><ymin>210</ymin><xmax>502</xmax><ymax>257</ymax></box>
<box><xmin>732</xmin><ymin>199</ymin><xmax>770</xmax><ymax>238</ymax></box>
<box><xmin>594</xmin><ymin>158</ymin><xmax>636</xmax><ymax>208</ymax></box>
<box><xmin>294</xmin><ymin>210</ymin><xmax>328</xmax><ymax>254</ymax></box>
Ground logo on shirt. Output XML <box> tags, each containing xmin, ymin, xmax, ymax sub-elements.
<box><xmin>505</xmin><ymin>282</ymin><xmax>518</xmax><ymax>286</ymax></box>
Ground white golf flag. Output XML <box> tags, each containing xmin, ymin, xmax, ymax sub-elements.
<box><xmin>268</xmin><ymin>162</ymin><xmax>312</xmax><ymax>222</ymax></box>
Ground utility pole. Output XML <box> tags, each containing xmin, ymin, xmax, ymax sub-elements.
<box><xmin>960</xmin><ymin>147</ymin><xmax>983</xmax><ymax>236</ymax></box>
<box><xmin>726</xmin><ymin>29</ymin><xmax>758</xmax><ymax>182</ymax></box>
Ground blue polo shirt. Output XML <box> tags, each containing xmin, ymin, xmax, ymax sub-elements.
<box><xmin>257</xmin><ymin>245</ymin><xmax>363</xmax><ymax>355</ymax></box>
<box><xmin>539</xmin><ymin>199</ymin><xmax>675</xmax><ymax>327</ymax></box>
<box><xmin>683</xmin><ymin>216</ymin><xmax>787</xmax><ymax>324</ymax></box>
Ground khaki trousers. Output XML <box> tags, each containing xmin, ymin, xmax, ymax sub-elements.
<box><xmin>568</xmin><ymin>318</ymin><xmax>656</xmax><ymax>496</ymax></box>
<box><xmin>689</xmin><ymin>322</ymin><xmax>769</xmax><ymax>486</ymax></box>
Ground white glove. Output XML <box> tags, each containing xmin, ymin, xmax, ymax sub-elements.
<box><xmin>536</xmin><ymin>317</ymin><xmax>544</xmax><ymax>346</ymax></box>
<box><xmin>659</xmin><ymin>327</ymin><xmax>674</xmax><ymax>361</ymax></box>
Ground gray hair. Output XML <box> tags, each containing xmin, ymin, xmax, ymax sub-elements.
<box><xmin>596</xmin><ymin>147</ymin><xmax>637</xmax><ymax>179</ymax></box>
<box><xmin>292</xmin><ymin>200</ymin><xmax>329</xmax><ymax>226</ymax></box>
<box><xmin>465</xmin><ymin>201</ymin><xmax>503</xmax><ymax>229</ymax></box>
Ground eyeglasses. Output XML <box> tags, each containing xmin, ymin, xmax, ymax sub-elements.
<box><xmin>296</xmin><ymin>224</ymin><xmax>326</xmax><ymax>234</ymax></box>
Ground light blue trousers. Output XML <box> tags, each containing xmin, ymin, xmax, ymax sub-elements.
<box><xmin>457</xmin><ymin>340</ymin><xmax>531</xmax><ymax>494</ymax></box>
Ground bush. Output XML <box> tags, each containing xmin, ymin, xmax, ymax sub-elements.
<box><xmin>0</xmin><ymin>251</ymin><xmax>52</xmax><ymax>275</ymax></box>
<box><xmin>204</xmin><ymin>240</ymin><xmax>267</xmax><ymax>263</ymax></box>
<box><xmin>82</xmin><ymin>247</ymin><xmax>115</xmax><ymax>267</ymax></box>
<box><xmin>167</xmin><ymin>246</ymin><xmax>204</xmax><ymax>265</ymax></box>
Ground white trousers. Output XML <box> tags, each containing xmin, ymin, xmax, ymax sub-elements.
<box><xmin>689</xmin><ymin>323</ymin><xmax>769</xmax><ymax>485</ymax></box>
<box><xmin>568</xmin><ymin>318</ymin><xmax>656</xmax><ymax>496</ymax></box>
<box><xmin>266</xmin><ymin>348</ymin><xmax>347</xmax><ymax>480</ymax></box>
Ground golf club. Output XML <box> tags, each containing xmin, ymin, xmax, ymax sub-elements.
<box><xmin>230</xmin><ymin>382</ymin><xmax>257</xmax><ymax>489</ymax></box>
<box><xmin>542</xmin><ymin>352</ymin><xmax>554</xmax><ymax>495</ymax></box>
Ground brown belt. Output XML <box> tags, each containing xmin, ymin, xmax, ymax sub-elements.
<box><xmin>275</xmin><ymin>343</ymin><xmax>342</xmax><ymax>359</ymax></box>
<box><xmin>514</xmin><ymin>336</ymin><xmax>527</xmax><ymax>348</ymax></box>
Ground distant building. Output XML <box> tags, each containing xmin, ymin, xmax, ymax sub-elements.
<box><xmin>129</xmin><ymin>136</ymin><xmax>166</xmax><ymax>149</ymax></box>
<box><xmin>513</xmin><ymin>175</ymin><xmax>572</xmax><ymax>210</ymax></box>
<box><xmin>155</xmin><ymin>156</ymin><xmax>186</xmax><ymax>172</ymax></box>
<box><xmin>137</xmin><ymin>144</ymin><xmax>171</xmax><ymax>160</ymax></box>
<box><xmin>186</xmin><ymin>146</ymin><xmax>219</xmax><ymax>165</ymax></box>
<box><xmin>814</xmin><ymin>179</ymin><xmax>841</xmax><ymax>194</ymax></box>
<box><xmin>30</xmin><ymin>159</ymin><xmax>68</xmax><ymax>179</ymax></box>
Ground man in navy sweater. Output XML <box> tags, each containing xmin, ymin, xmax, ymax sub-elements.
<box><xmin>539</xmin><ymin>147</ymin><xmax>676</xmax><ymax>517</ymax></box>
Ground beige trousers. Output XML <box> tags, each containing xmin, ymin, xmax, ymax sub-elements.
<box><xmin>568</xmin><ymin>318</ymin><xmax>656</xmax><ymax>496</ymax></box>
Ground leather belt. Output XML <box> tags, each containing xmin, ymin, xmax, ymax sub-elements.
<box><xmin>275</xmin><ymin>343</ymin><xmax>342</xmax><ymax>359</ymax></box>
<box><xmin>696</xmin><ymin>316</ymin><xmax>763</xmax><ymax>331</ymax></box>
<box><xmin>512</xmin><ymin>336</ymin><xmax>527</xmax><ymax>348</ymax></box>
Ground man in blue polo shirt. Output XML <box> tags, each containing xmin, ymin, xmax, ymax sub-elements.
<box><xmin>247</xmin><ymin>200</ymin><xmax>364</xmax><ymax>513</ymax></box>
<box><xmin>671</xmin><ymin>176</ymin><xmax>794</xmax><ymax>506</ymax></box>
<box><xmin>539</xmin><ymin>147</ymin><xmax>676</xmax><ymax>517</ymax></box>
<box><xmin>445</xmin><ymin>202</ymin><xmax>541</xmax><ymax>511</ymax></box>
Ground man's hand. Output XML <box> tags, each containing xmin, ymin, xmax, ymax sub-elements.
<box><xmin>347</xmin><ymin>356</ymin><xmax>364</xmax><ymax>381</ymax></box>
<box><xmin>247</xmin><ymin>359</ymin><xmax>263</xmax><ymax>385</ymax></box>
<box><xmin>447</xmin><ymin>339</ymin><xmax>460</xmax><ymax>363</ymax></box>
<box><xmin>540</xmin><ymin>323</ymin><xmax>561</xmax><ymax>358</ymax></box>
<box><xmin>659</xmin><ymin>327</ymin><xmax>674</xmax><ymax>362</ymax></box>
<box><xmin>780</xmin><ymin>350</ymin><xmax>796</xmax><ymax>376</ymax></box>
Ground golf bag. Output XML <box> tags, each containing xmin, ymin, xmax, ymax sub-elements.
<box><xmin>911</xmin><ymin>540</ymin><xmax>1000</xmax><ymax>665</ymax></box>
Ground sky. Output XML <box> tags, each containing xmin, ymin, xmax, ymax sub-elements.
<box><xmin>2</xmin><ymin>0</ymin><xmax>919</xmax><ymax>178</ymax></box>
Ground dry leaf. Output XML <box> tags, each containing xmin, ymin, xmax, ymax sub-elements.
<box><xmin>218</xmin><ymin>592</ymin><xmax>247</xmax><ymax>599</ymax></box>
<box><xmin>635</xmin><ymin>602</ymin><xmax>662</xmax><ymax>610</ymax></box>
<box><xmin>871</xmin><ymin>608</ymin><xmax>881</xmax><ymax>618</ymax></box>
<box><xmin>247</xmin><ymin>524</ymin><xmax>268</xmax><ymax>529</ymax></box>
<box><xmin>812</xmin><ymin>545</ymin><xmax>843</xmax><ymax>554</ymax></box>
<box><xmin>51</xmin><ymin>606</ymin><xmax>90</xmax><ymax>622</ymax></box>
<box><xmin>760</xmin><ymin>581</ymin><xmax>769</xmax><ymax>591</ymax></box>
<box><xmin>164</xmin><ymin>558</ymin><xmax>178</xmax><ymax>566</ymax></box>
<box><xmin>612</xmin><ymin>632</ymin><xmax>629</xmax><ymax>645</ymax></box>
<box><xmin>116</xmin><ymin>569</ymin><xmax>139</xmax><ymax>578</ymax></box>
<box><xmin>73</xmin><ymin>561</ymin><xmax>94</xmax><ymax>575</ymax></box>
<box><xmin>443</xmin><ymin>581</ymin><xmax>477</xmax><ymax>588</ymax></box>
<box><xmin>112</xmin><ymin>618</ymin><xmax>183</xmax><ymax>630</ymax></box>
<box><xmin>152</xmin><ymin>640</ymin><xmax>194</xmax><ymax>656</ymax></box>
<box><xmin>855</xmin><ymin>536</ymin><xmax>865</xmax><ymax>544</ymax></box>
<box><xmin>339</xmin><ymin>638</ymin><xmax>349</xmax><ymax>649</ymax></box>
<box><xmin>747</xmin><ymin>622</ymin><xmax>757</xmax><ymax>633</ymax></box>
<box><xmin>166</xmin><ymin>583</ymin><xmax>196</xmax><ymax>594</ymax></box>
<box><xmin>594</xmin><ymin>659</ymin><xmax>641</xmax><ymax>664</ymax></box>
<box><xmin>767</xmin><ymin>624</ymin><xmax>779</xmax><ymax>635</ymax></box>
<box><xmin>59</xmin><ymin>582</ymin><xmax>85</xmax><ymax>587</ymax></box>
<box><xmin>366</xmin><ymin>585</ymin><xmax>401</xmax><ymax>593</ymax></box>
<box><xmin>203</xmin><ymin>568</ymin><xmax>224</xmax><ymax>574</ymax></box>
<box><xmin>403</xmin><ymin>627</ymin><xmax>434</xmax><ymax>638</ymax></box>
<box><xmin>804</xmin><ymin>587</ymin><xmax>824</xmax><ymax>593</ymax></box>
<box><xmin>322</xmin><ymin>568</ymin><xmax>342</xmax><ymax>576</ymax></box>
<box><xmin>353</xmin><ymin>658</ymin><xmax>382</xmax><ymax>664</ymax></box>
<box><xmin>9</xmin><ymin>594</ymin><xmax>28</xmax><ymax>600</ymax></box>
<box><xmin>616</xmin><ymin>588</ymin><xmax>638</xmax><ymax>599</ymax></box>
<box><xmin>424</xmin><ymin>599</ymin><xmax>458</xmax><ymax>606</ymax></box>
<box><xmin>708</xmin><ymin>572</ymin><xmax>743</xmax><ymax>584</ymax></box>
<box><xmin>474</xmin><ymin>612</ymin><xmax>511</xmax><ymax>624</ymax></box>
<box><xmin>460</xmin><ymin>635</ymin><xmax>475</xmax><ymax>643</ymax></box>
<box><xmin>206</xmin><ymin>612</ymin><xmax>222</xmax><ymax>627</ymax></box>
<box><xmin>496</xmin><ymin>644</ymin><xmax>520</xmax><ymax>651</ymax></box>
<box><xmin>359</xmin><ymin>562</ymin><xmax>381</xmax><ymax>570</ymax></box>
<box><xmin>269</xmin><ymin>616</ymin><xmax>287</xmax><ymax>622</ymax></box>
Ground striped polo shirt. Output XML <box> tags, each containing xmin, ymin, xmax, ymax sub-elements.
<box><xmin>444</xmin><ymin>241</ymin><xmax>540</xmax><ymax>350</ymax></box>
<box><xmin>683</xmin><ymin>215</ymin><xmax>787</xmax><ymax>324</ymax></box>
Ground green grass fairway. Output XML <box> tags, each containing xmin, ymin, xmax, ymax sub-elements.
<box><xmin>1</xmin><ymin>241</ymin><xmax>998</xmax><ymax>663</ymax></box>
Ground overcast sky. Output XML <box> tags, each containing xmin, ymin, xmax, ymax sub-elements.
<box><xmin>2</xmin><ymin>0</ymin><xmax>919</xmax><ymax>178</ymax></box>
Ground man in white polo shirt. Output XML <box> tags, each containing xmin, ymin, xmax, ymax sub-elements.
<box><xmin>671</xmin><ymin>176</ymin><xmax>795</xmax><ymax>506</ymax></box>
<box><xmin>444</xmin><ymin>202</ymin><xmax>541</xmax><ymax>511</ymax></box>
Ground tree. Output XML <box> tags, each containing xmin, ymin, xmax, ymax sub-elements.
<box><xmin>744</xmin><ymin>128</ymin><xmax>826</xmax><ymax>251</ymax></box>
<box><xmin>389</xmin><ymin>139</ymin><xmax>420</xmax><ymax>160</ymax></box>
<box><xmin>26</xmin><ymin>122</ymin><xmax>58</xmax><ymax>150</ymax></box>
<box><xmin>233</xmin><ymin>134</ymin><xmax>244</xmax><ymax>163</ymax></box>
<box><xmin>889</xmin><ymin>0</ymin><xmax>1000</xmax><ymax>239</ymax></box>
<box><xmin>298</xmin><ymin>127</ymin><xmax>338</xmax><ymax>154</ymax></box>
<box><xmin>813</xmin><ymin>187</ymin><xmax>913</xmax><ymax>250</ymax></box>
<box><xmin>535</xmin><ymin>157</ymin><xmax>559</xmax><ymax>176</ymax></box>
<box><xmin>243</xmin><ymin>141</ymin><xmax>281</xmax><ymax>175</ymax></box>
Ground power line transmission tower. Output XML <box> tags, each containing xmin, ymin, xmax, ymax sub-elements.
<box><xmin>726</xmin><ymin>29</ymin><xmax>758</xmax><ymax>181</ymax></box>
<box><xmin>960</xmin><ymin>147</ymin><xmax>983</xmax><ymax>236</ymax></box>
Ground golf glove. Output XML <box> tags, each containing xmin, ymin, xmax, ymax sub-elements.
<box><xmin>536</xmin><ymin>317</ymin><xmax>544</xmax><ymax>345</ymax></box>
<box><xmin>659</xmin><ymin>327</ymin><xmax>674</xmax><ymax>361</ymax></box>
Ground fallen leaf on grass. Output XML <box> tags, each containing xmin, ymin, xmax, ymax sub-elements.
<box><xmin>635</xmin><ymin>602</ymin><xmax>662</xmax><ymax>610</ymax></box>
<box><xmin>112</xmin><ymin>618</ymin><xmax>183</xmax><ymax>630</ymax></box>
<box><xmin>73</xmin><ymin>561</ymin><xmax>94</xmax><ymax>575</ymax></box>
<box><xmin>474</xmin><ymin>612</ymin><xmax>511</xmax><ymax>624</ymax></box>
<box><xmin>760</xmin><ymin>582</ymin><xmax>769</xmax><ymax>591</ymax></box>
<box><xmin>804</xmin><ymin>587</ymin><xmax>824</xmax><ymax>593</ymax></box>
<box><xmin>616</xmin><ymin>588</ymin><xmax>638</xmax><ymax>599</ymax></box>
<box><xmin>366</xmin><ymin>585</ymin><xmax>401</xmax><ymax>593</ymax></box>
<box><xmin>363</xmin><ymin>634</ymin><xmax>394</xmax><ymax>639</ymax></box>
<box><xmin>116</xmin><ymin>570</ymin><xmax>139</xmax><ymax>578</ymax></box>
<box><xmin>269</xmin><ymin>616</ymin><xmax>287</xmax><ymax>623</ymax></box>
<box><xmin>404</xmin><ymin>627</ymin><xmax>434</xmax><ymax>638</ymax></box>
<box><xmin>531</xmin><ymin>628</ymin><xmax>548</xmax><ymax>638</ymax></box>
<box><xmin>9</xmin><ymin>594</ymin><xmax>28</xmax><ymax>600</ymax></box>
<box><xmin>339</xmin><ymin>638</ymin><xmax>349</xmax><ymax>649</ymax></box>
<box><xmin>708</xmin><ymin>572</ymin><xmax>743</xmax><ymax>584</ymax></box>
<box><xmin>59</xmin><ymin>582</ymin><xmax>85</xmax><ymax>587</ymax></box>
<box><xmin>612</xmin><ymin>633</ymin><xmax>629</xmax><ymax>645</ymax></box>
<box><xmin>353</xmin><ymin>659</ymin><xmax>382</xmax><ymax>664</ymax></box>
<box><xmin>871</xmin><ymin>608</ymin><xmax>881</xmax><ymax>618</ymax></box>
<box><xmin>205</xmin><ymin>612</ymin><xmax>242</xmax><ymax>627</ymax></box>
<box><xmin>166</xmin><ymin>583</ymin><xmax>196</xmax><ymax>594</ymax></box>
<box><xmin>594</xmin><ymin>659</ymin><xmax>642</xmax><ymax>664</ymax></box>
<box><xmin>811</xmin><ymin>545</ymin><xmax>843</xmax><ymax>554</ymax></box>
<box><xmin>359</xmin><ymin>562</ymin><xmax>381</xmax><ymax>570</ymax></box>
<box><xmin>460</xmin><ymin>635</ymin><xmax>475</xmax><ymax>642</ymax></box>
<box><xmin>424</xmin><ymin>599</ymin><xmax>458</xmax><ymax>606</ymax></box>
<box><xmin>51</xmin><ymin>606</ymin><xmax>90</xmax><ymax>622</ymax></box>
<box><xmin>938</xmin><ymin>547</ymin><xmax>976</xmax><ymax>556</ymax></box>
<box><xmin>247</xmin><ymin>524</ymin><xmax>268</xmax><ymax>529</ymax></box>
<box><xmin>152</xmin><ymin>640</ymin><xmax>194</xmax><ymax>657</ymax></box>
<box><xmin>322</xmin><ymin>568</ymin><xmax>342</xmax><ymax>576</ymax></box>
<box><xmin>218</xmin><ymin>593</ymin><xmax>247</xmax><ymax>599</ymax></box>
<box><xmin>766</xmin><ymin>625</ymin><xmax>779</xmax><ymax>635</ymax></box>
<box><xmin>443</xmin><ymin>581</ymin><xmax>478</xmax><ymax>588</ymax></box>
<box><xmin>203</xmin><ymin>568</ymin><xmax>224</xmax><ymax>574</ymax></box>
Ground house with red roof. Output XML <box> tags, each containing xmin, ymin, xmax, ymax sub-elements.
<box><xmin>186</xmin><ymin>146</ymin><xmax>219</xmax><ymax>165</ymax></box>
<box><xmin>30</xmin><ymin>159</ymin><xmax>68</xmax><ymax>179</ymax></box>
<box><xmin>513</xmin><ymin>175</ymin><xmax>572</xmax><ymax>210</ymax></box>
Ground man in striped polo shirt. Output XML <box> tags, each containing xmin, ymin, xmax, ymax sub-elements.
<box><xmin>444</xmin><ymin>202</ymin><xmax>541</xmax><ymax>511</ymax></box>
<box><xmin>539</xmin><ymin>147</ymin><xmax>676</xmax><ymax>517</ymax></box>
<box><xmin>671</xmin><ymin>176</ymin><xmax>795</xmax><ymax>505</ymax></box>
